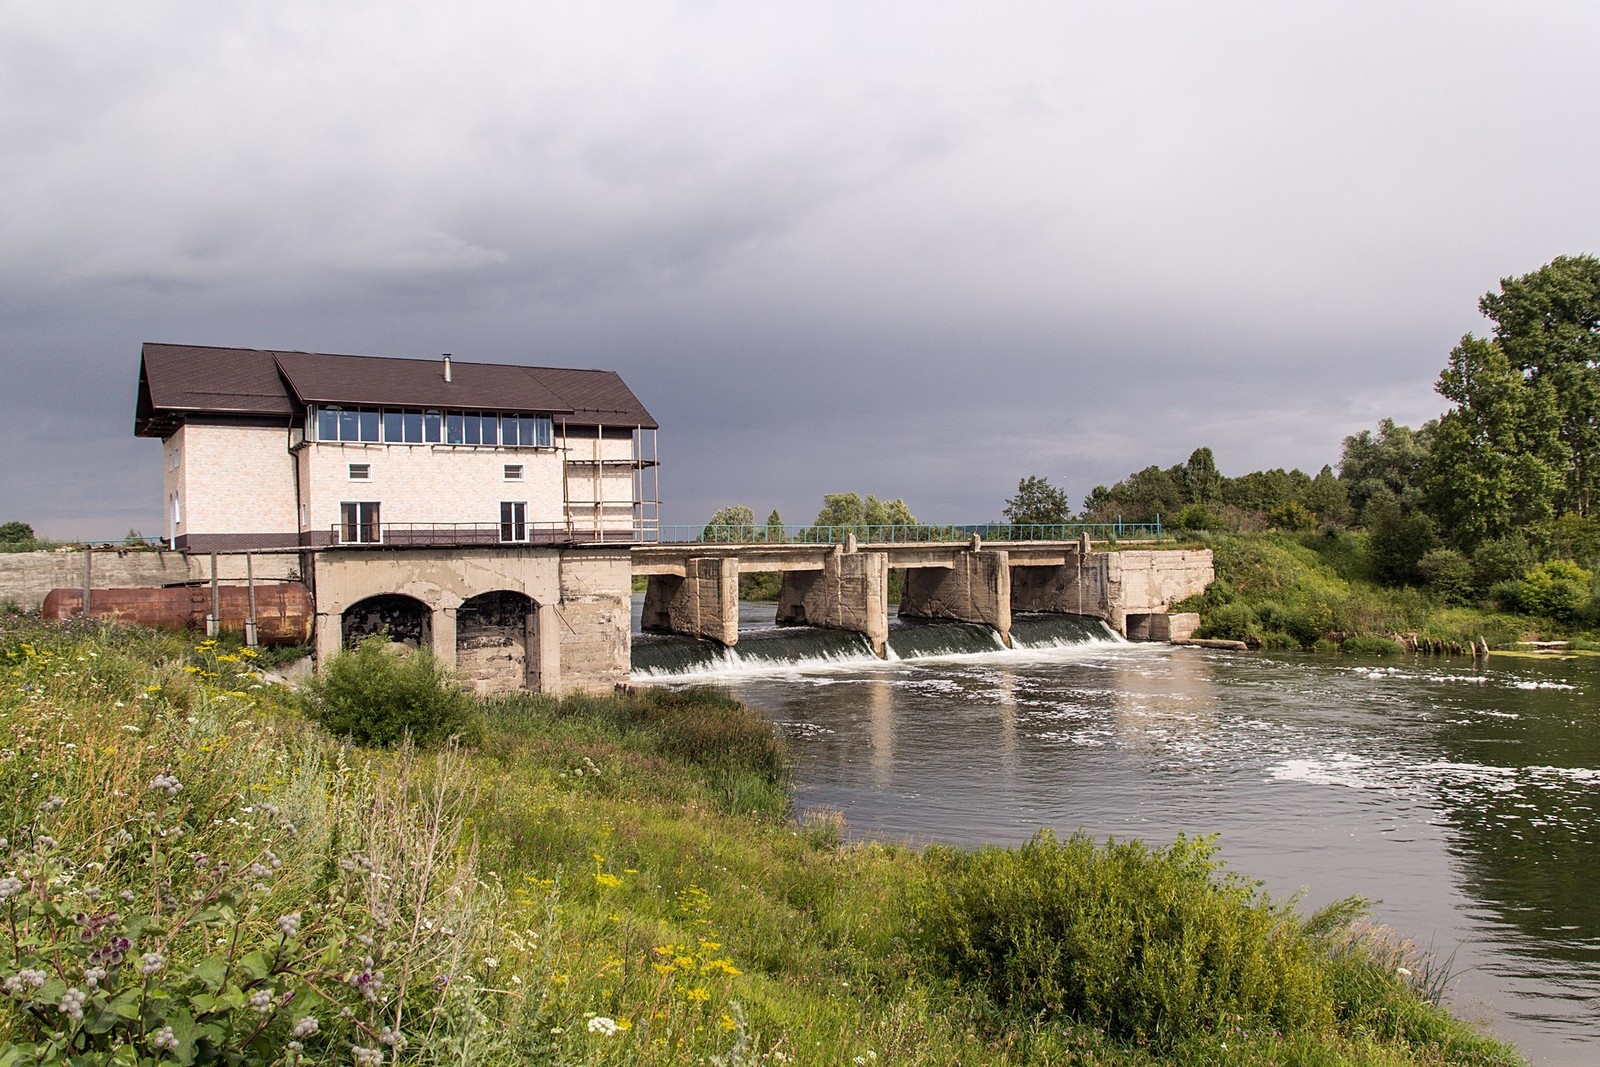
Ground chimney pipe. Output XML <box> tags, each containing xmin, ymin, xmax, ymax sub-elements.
<box><xmin>442</xmin><ymin>353</ymin><xmax>452</xmax><ymax>383</ymax></box>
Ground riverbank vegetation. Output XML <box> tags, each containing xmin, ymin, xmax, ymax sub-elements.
<box><xmin>1035</xmin><ymin>256</ymin><xmax>1600</xmax><ymax>652</ymax></box>
<box><xmin>1170</xmin><ymin>529</ymin><xmax>1599</xmax><ymax>653</ymax></box>
<box><xmin>1</xmin><ymin>611</ymin><xmax>1522</xmax><ymax>1065</ymax></box>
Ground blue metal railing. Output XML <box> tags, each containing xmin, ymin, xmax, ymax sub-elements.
<box><xmin>14</xmin><ymin>518</ymin><xmax>1162</xmax><ymax>553</ymax></box>
<box><xmin>657</xmin><ymin>519</ymin><xmax>1163</xmax><ymax>545</ymax></box>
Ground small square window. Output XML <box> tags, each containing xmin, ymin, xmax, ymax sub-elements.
<box><xmin>349</xmin><ymin>463</ymin><xmax>371</xmax><ymax>480</ymax></box>
<box><xmin>504</xmin><ymin>464</ymin><xmax>524</xmax><ymax>481</ymax></box>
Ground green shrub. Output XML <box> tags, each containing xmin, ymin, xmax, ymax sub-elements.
<box><xmin>1486</xmin><ymin>578</ymin><xmax>1527</xmax><ymax>613</ymax></box>
<box><xmin>1257</xmin><ymin>629</ymin><xmax>1301</xmax><ymax>651</ymax></box>
<box><xmin>1268</xmin><ymin>500</ymin><xmax>1315</xmax><ymax>531</ymax></box>
<box><xmin>912</xmin><ymin>831</ymin><xmax>1333</xmax><ymax>1046</ymax></box>
<box><xmin>1472</xmin><ymin>535</ymin><xmax>1534</xmax><ymax>592</ymax></box>
<box><xmin>1418</xmin><ymin>548</ymin><xmax>1474</xmax><ymax>605</ymax></box>
<box><xmin>1172</xmin><ymin>504</ymin><xmax>1223</xmax><ymax>532</ymax></box>
<box><xmin>1521</xmin><ymin>559</ymin><xmax>1593</xmax><ymax>622</ymax></box>
<box><xmin>1198</xmin><ymin>602</ymin><xmax>1258</xmax><ymax>642</ymax></box>
<box><xmin>300</xmin><ymin>635</ymin><xmax>474</xmax><ymax>747</ymax></box>
<box><xmin>1369</xmin><ymin>510</ymin><xmax>1438</xmax><ymax>586</ymax></box>
<box><xmin>1340</xmin><ymin>635</ymin><xmax>1404</xmax><ymax>657</ymax></box>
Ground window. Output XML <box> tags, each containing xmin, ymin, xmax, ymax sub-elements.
<box><xmin>319</xmin><ymin>406</ymin><xmax>383</xmax><ymax>443</ymax></box>
<box><xmin>504</xmin><ymin>464</ymin><xmax>524</xmax><ymax>481</ymax></box>
<box><xmin>501</xmin><ymin>415</ymin><xmax>553</xmax><ymax>447</ymax></box>
<box><xmin>500</xmin><ymin>501</ymin><xmax>527</xmax><ymax>542</ymax></box>
<box><xmin>427</xmin><ymin>411</ymin><xmax>553</xmax><ymax>447</ymax></box>
<box><xmin>348</xmin><ymin>463</ymin><xmax>371</xmax><ymax>480</ymax></box>
<box><xmin>340</xmin><ymin>501</ymin><xmax>381</xmax><ymax>544</ymax></box>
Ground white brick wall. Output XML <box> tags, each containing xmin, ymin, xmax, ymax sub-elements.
<box><xmin>172</xmin><ymin>422</ymin><xmax>647</xmax><ymax>542</ymax></box>
<box><xmin>171</xmin><ymin>425</ymin><xmax>299</xmax><ymax>537</ymax></box>
<box><xmin>303</xmin><ymin>442</ymin><xmax>568</xmax><ymax>538</ymax></box>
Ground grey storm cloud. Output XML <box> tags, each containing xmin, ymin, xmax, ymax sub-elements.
<box><xmin>3</xmin><ymin>0</ymin><xmax>1598</xmax><ymax>536</ymax></box>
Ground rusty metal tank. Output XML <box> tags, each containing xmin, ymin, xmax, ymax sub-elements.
<box><xmin>41</xmin><ymin>583</ymin><xmax>313</xmax><ymax>646</ymax></box>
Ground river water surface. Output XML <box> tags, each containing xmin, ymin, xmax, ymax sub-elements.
<box><xmin>632</xmin><ymin>603</ymin><xmax>1599</xmax><ymax>1065</ymax></box>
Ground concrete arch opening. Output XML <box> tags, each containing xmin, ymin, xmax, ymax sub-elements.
<box><xmin>456</xmin><ymin>590</ymin><xmax>538</xmax><ymax>695</ymax></box>
<box><xmin>341</xmin><ymin>593</ymin><xmax>431</xmax><ymax>650</ymax></box>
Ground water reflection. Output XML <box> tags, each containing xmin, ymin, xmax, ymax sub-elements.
<box><xmin>687</xmin><ymin>641</ymin><xmax>1598</xmax><ymax>1065</ymax></box>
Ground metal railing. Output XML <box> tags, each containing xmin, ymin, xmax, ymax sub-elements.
<box><xmin>657</xmin><ymin>520</ymin><xmax>1163</xmax><ymax>545</ymax></box>
<box><xmin>328</xmin><ymin>522</ymin><xmax>657</xmax><ymax>547</ymax></box>
<box><xmin>317</xmin><ymin>518</ymin><xmax>1163</xmax><ymax>548</ymax></box>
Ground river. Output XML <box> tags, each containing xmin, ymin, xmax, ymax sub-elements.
<box><xmin>632</xmin><ymin>602</ymin><xmax>1599</xmax><ymax>1065</ymax></box>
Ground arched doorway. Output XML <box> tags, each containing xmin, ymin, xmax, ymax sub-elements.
<box><xmin>341</xmin><ymin>593</ymin><xmax>431</xmax><ymax>650</ymax></box>
<box><xmin>456</xmin><ymin>590</ymin><xmax>537</xmax><ymax>695</ymax></box>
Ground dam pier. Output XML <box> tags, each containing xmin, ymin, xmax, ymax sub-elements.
<box><xmin>635</xmin><ymin>533</ymin><xmax>1213</xmax><ymax>657</ymax></box>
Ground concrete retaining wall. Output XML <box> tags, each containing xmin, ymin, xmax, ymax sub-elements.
<box><xmin>1</xmin><ymin>550</ymin><xmax>192</xmax><ymax>611</ymax></box>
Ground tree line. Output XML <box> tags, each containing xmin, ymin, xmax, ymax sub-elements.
<box><xmin>1002</xmin><ymin>254</ymin><xmax>1600</xmax><ymax>620</ymax></box>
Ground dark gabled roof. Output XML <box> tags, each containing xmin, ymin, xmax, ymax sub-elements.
<box><xmin>135</xmin><ymin>343</ymin><xmax>658</xmax><ymax>437</ymax></box>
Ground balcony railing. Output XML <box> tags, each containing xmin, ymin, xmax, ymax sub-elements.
<box><xmin>328</xmin><ymin>522</ymin><xmax>657</xmax><ymax>547</ymax></box>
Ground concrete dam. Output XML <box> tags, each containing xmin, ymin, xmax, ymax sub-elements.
<box><xmin>17</xmin><ymin>534</ymin><xmax>1213</xmax><ymax>696</ymax></box>
<box><xmin>634</xmin><ymin>535</ymin><xmax>1213</xmax><ymax>657</ymax></box>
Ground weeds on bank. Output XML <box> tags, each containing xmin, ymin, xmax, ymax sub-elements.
<box><xmin>0</xmin><ymin>612</ymin><xmax>1524</xmax><ymax>1066</ymax></box>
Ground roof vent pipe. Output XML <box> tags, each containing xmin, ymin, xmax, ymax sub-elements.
<box><xmin>442</xmin><ymin>353</ymin><xmax>452</xmax><ymax>382</ymax></box>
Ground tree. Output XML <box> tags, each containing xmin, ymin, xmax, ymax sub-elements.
<box><xmin>813</xmin><ymin>493</ymin><xmax>915</xmax><ymax>529</ymax></box>
<box><xmin>1339</xmin><ymin>419</ymin><xmax>1432</xmax><ymax>523</ymax></box>
<box><xmin>1423</xmin><ymin>336</ymin><xmax>1566</xmax><ymax>550</ymax></box>
<box><xmin>1303</xmin><ymin>465</ymin><xmax>1350</xmax><ymax>526</ymax></box>
<box><xmin>1003</xmin><ymin>476</ymin><xmax>1072</xmax><ymax>526</ymax></box>
<box><xmin>702</xmin><ymin>504</ymin><xmax>756</xmax><ymax>542</ymax></box>
<box><xmin>1081</xmin><ymin>465</ymin><xmax>1183</xmax><ymax>522</ymax></box>
<box><xmin>1479</xmin><ymin>255</ymin><xmax>1600</xmax><ymax>516</ymax></box>
<box><xmin>1368</xmin><ymin>496</ymin><xmax>1439</xmax><ymax>586</ymax></box>
<box><xmin>0</xmin><ymin>521</ymin><xmax>34</xmax><ymax>544</ymax></box>
<box><xmin>1180</xmin><ymin>448</ymin><xmax>1223</xmax><ymax>508</ymax></box>
<box><xmin>1223</xmin><ymin>468</ymin><xmax>1311</xmax><ymax>516</ymax></box>
<box><xmin>765</xmin><ymin>509</ymin><xmax>785</xmax><ymax>541</ymax></box>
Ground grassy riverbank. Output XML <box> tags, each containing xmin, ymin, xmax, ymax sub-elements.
<box><xmin>1</xmin><ymin>613</ymin><xmax>1522</xmax><ymax>1065</ymax></box>
<box><xmin>1175</xmin><ymin>531</ymin><xmax>1600</xmax><ymax>654</ymax></box>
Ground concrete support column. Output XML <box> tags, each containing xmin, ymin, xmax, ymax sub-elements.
<box><xmin>313</xmin><ymin>612</ymin><xmax>341</xmax><ymax>670</ymax></box>
<box><xmin>430</xmin><ymin>606</ymin><xmax>457</xmax><ymax>669</ymax></box>
<box><xmin>1010</xmin><ymin>551</ymin><xmax>1109</xmax><ymax>620</ymax></box>
<box><xmin>899</xmin><ymin>548</ymin><xmax>1012</xmax><ymax>646</ymax></box>
<box><xmin>640</xmin><ymin>557</ymin><xmax>739</xmax><ymax>646</ymax></box>
<box><xmin>536</xmin><ymin>601</ymin><xmax>562</xmax><ymax>693</ymax></box>
<box><xmin>775</xmin><ymin>550</ymin><xmax>889</xmax><ymax>656</ymax></box>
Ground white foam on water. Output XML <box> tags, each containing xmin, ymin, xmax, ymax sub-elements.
<box><xmin>1267</xmin><ymin>754</ymin><xmax>1383</xmax><ymax>790</ymax></box>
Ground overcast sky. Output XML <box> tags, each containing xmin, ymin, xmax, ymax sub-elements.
<box><xmin>4</xmin><ymin>0</ymin><xmax>1597</xmax><ymax>538</ymax></box>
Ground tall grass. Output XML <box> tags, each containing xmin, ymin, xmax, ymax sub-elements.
<box><xmin>0</xmin><ymin>613</ymin><xmax>1524</xmax><ymax>1066</ymax></box>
